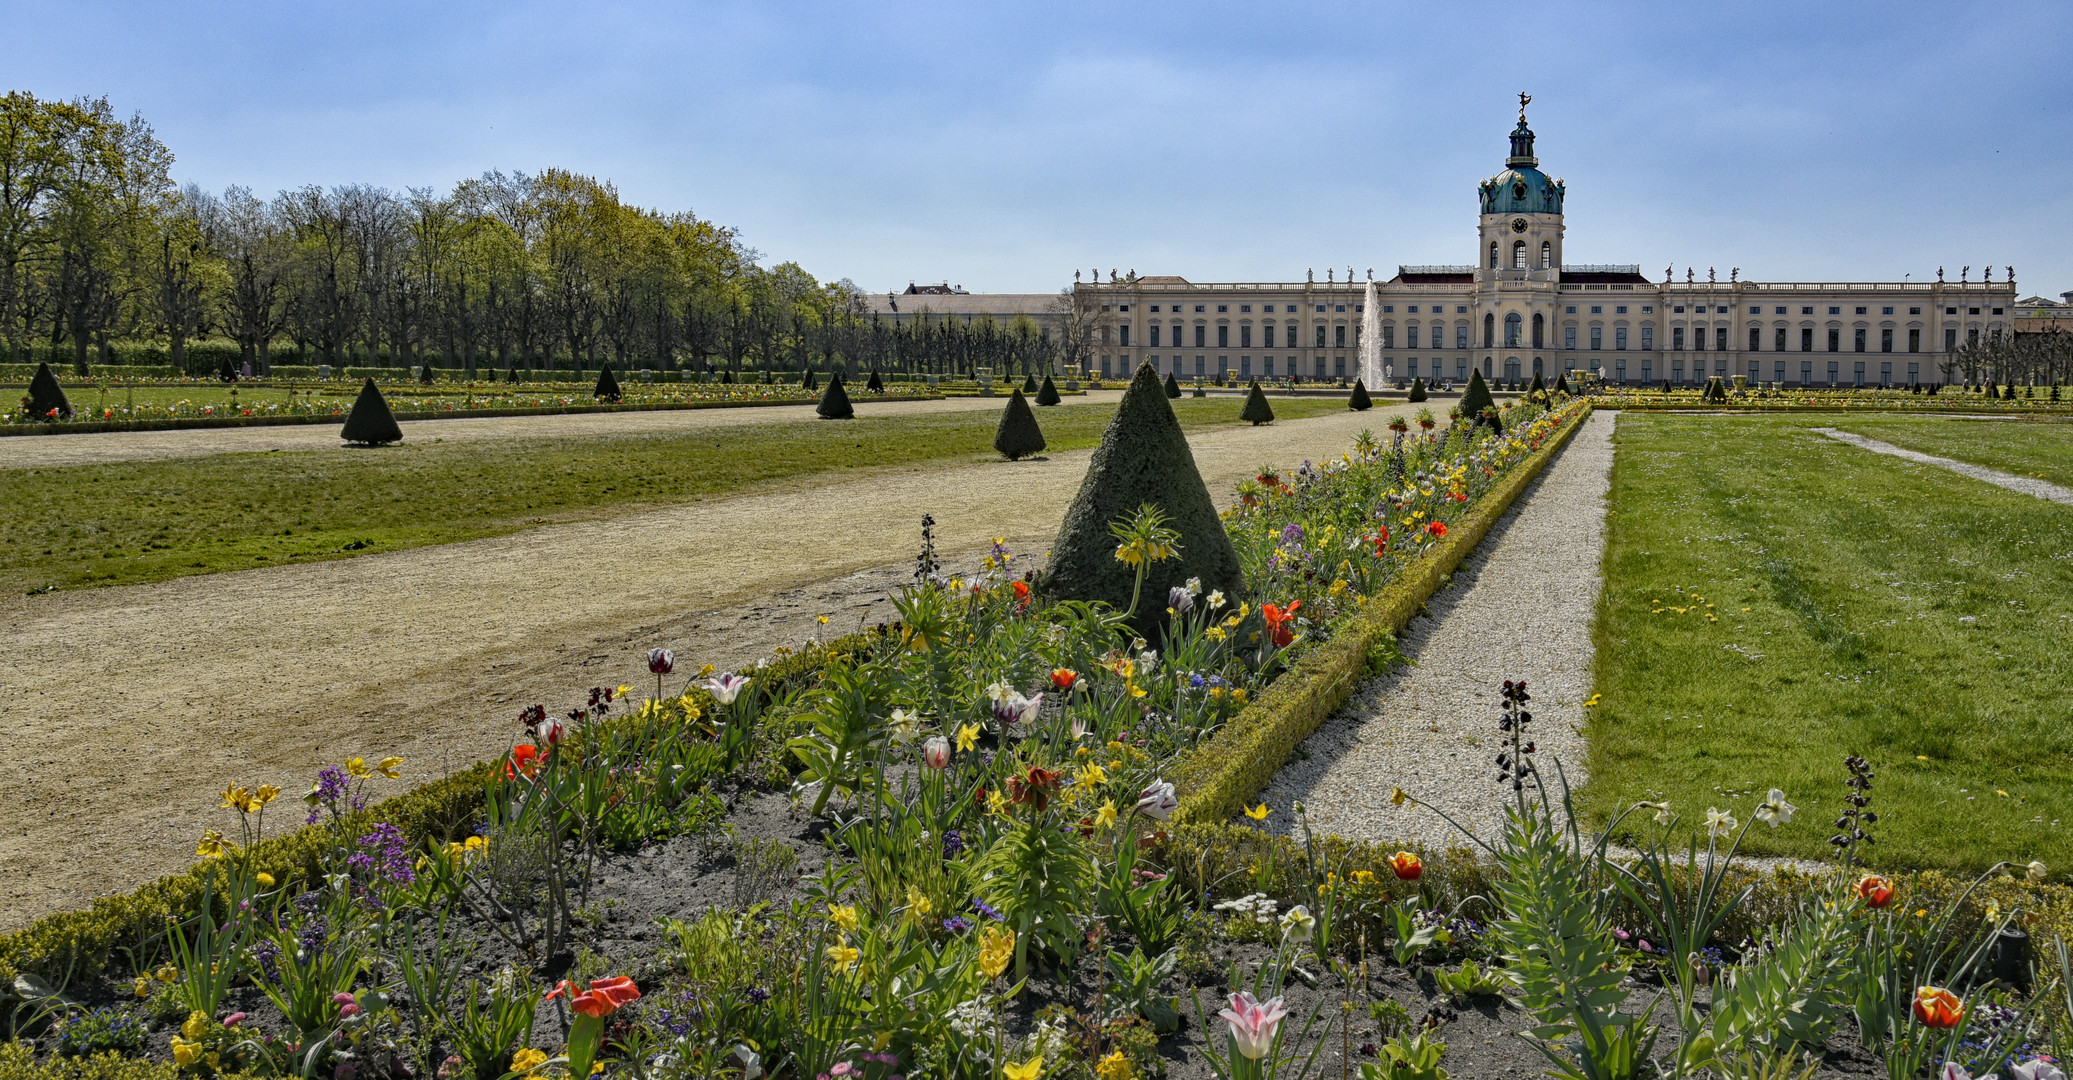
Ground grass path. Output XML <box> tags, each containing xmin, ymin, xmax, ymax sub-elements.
<box><xmin>0</xmin><ymin>392</ymin><xmax>1347</xmax><ymax>594</ymax></box>
<box><xmin>0</xmin><ymin>399</ymin><xmax>1416</xmax><ymax>928</ymax></box>
<box><xmin>1583</xmin><ymin>413</ymin><xmax>2073</xmax><ymax>872</ymax></box>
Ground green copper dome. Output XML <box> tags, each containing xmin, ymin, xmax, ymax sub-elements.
<box><xmin>1479</xmin><ymin>117</ymin><xmax>1564</xmax><ymax>215</ymax></box>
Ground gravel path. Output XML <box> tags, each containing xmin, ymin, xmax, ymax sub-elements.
<box><xmin>1816</xmin><ymin>427</ymin><xmax>2073</xmax><ymax>506</ymax></box>
<box><xmin>0</xmin><ymin>398</ymin><xmax>1421</xmax><ymax>928</ymax></box>
<box><xmin>1260</xmin><ymin>411</ymin><xmax>1618</xmax><ymax>850</ymax></box>
<box><xmin>0</xmin><ymin>391</ymin><xmax>1123</xmax><ymax>469</ymax></box>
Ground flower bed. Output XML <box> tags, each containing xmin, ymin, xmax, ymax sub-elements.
<box><xmin>9</xmin><ymin>392</ymin><xmax>2065</xmax><ymax>1080</ymax></box>
<box><xmin>1590</xmin><ymin>384</ymin><xmax>2070</xmax><ymax>413</ymax></box>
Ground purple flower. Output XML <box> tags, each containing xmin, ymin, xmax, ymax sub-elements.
<box><xmin>738</xmin><ymin>986</ymin><xmax>770</xmax><ymax>1004</ymax></box>
<box><xmin>942</xmin><ymin>916</ymin><xmax>973</xmax><ymax>933</ymax></box>
<box><xmin>941</xmin><ymin>830</ymin><xmax>965</xmax><ymax>855</ymax></box>
<box><xmin>1280</xmin><ymin>524</ymin><xmax>1305</xmax><ymax>544</ymax></box>
<box><xmin>306</xmin><ymin>765</ymin><xmax>351</xmax><ymax>824</ymax></box>
<box><xmin>346</xmin><ymin>822</ymin><xmax>415</xmax><ymax>885</ymax></box>
<box><xmin>973</xmin><ymin>899</ymin><xmax>1006</xmax><ymax>922</ymax></box>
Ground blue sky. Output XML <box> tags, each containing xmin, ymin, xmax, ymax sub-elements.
<box><xmin>7</xmin><ymin>1</ymin><xmax>2069</xmax><ymax>297</ymax></box>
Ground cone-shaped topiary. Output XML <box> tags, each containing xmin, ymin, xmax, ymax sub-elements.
<box><xmin>1164</xmin><ymin>370</ymin><xmax>1182</xmax><ymax>399</ymax></box>
<box><xmin>1528</xmin><ymin>371</ymin><xmax>1545</xmax><ymax>396</ymax></box>
<box><xmin>816</xmin><ymin>370</ymin><xmax>853</xmax><ymax>418</ymax></box>
<box><xmin>994</xmin><ymin>388</ymin><xmax>1047</xmax><ymax>460</ymax></box>
<box><xmin>341</xmin><ymin>378</ymin><xmax>403</xmax><ymax>445</ymax></box>
<box><xmin>1023</xmin><ymin>373</ymin><xmax>1038</xmax><ymax>393</ymax></box>
<box><xmin>419</xmin><ymin>363</ymin><xmax>436</xmax><ymax>386</ymax></box>
<box><xmin>721</xmin><ymin>368</ymin><xmax>734</xmax><ymax>384</ymax></box>
<box><xmin>1241</xmin><ymin>381</ymin><xmax>1275</xmax><ymax>425</ymax></box>
<box><xmin>1701</xmin><ymin>377</ymin><xmax>1728</xmax><ymax>403</ymax></box>
<box><xmin>1348</xmin><ymin>379</ymin><xmax>1372</xmax><ymax>411</ymax></box>
<box><xmin>1555</xmin><ymin>372</ymin><xmax>1571</xmax><ymax>395</ymax></box>
<box><xmin>219</xmin><ymin>357</ymin><xmax>237</xmax><ymax>382</ymax></box>
<box><xmin>1407</xmin><ymin>377</ymin><xmax>1427</xmax><ymax>402</ymax></box>
<box><xmin>26</xmin><ymin>362</ymin><xmax>71</xmax><ymax>419</ymax></box>
<box><xmin>1459</xmin><ymin>368</ymin><xmax>1494</xmax><ymax>421</ymax></box>
<box><xmin>594</xmin><ymin>364</ymin><xmax>622</xmax><ymax>401</ymax></box>
<box><xmin>1039</xmin><ymin>363</ymin><xmax>1243</xmax><ymax>630</ymax></box>
<box><xmin>1035</xmin><ymin>373</ymin><xmax>1061</xmax><ymax>406</ymax></box>
<box><xmin>867</xmin><ymin>368</ymin><xmax>884</xmax><ymax>392</ymax></box>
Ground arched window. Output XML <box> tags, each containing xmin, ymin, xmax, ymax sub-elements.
<box><xmin>1488</xmin><ymin>241</ymin><xmax>1499</xmax><ymax>269</ymax></box>
<box><xmin>1540</xmin><ymin>240</ymin><xmax>1552</xmax><ymax>269</ymax></box>
<box><xmin>1504</xmin><ymin>312</ymin><xmax>1522</xmax><ymax>347</ymax></box>
<box><xmin>1512</xmin><ymin>240</ymin><xmax>1527</xmax><ymax>269</ymax></box>
<box><xmin>1483</xmin><ymin>313</ymin><xmax>1495</xmax><ymax>348</ymax></box>
<box><xmin>1531</xmin><ymin>312</ymin><xmax>1544</xmax><ymax>349</ymax></box>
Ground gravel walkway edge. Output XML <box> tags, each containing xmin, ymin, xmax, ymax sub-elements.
<box><xmin>1815</xmin><ymin>427</ymin><xmax>2073</xmax><ymax>506</ymax></box>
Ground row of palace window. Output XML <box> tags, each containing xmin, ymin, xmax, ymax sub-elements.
<box><xmin>1119</xmin><ymin>320</ymin><xmax>1990</xmax><ymax>353</ymax></box>
<box><xmin>1099</xmin><ymin>354</ymin><xmax>1358</xmax><ymax>380</ymax></box>
<box><xmin>1128</xmin><ymin>323</ymin><xmax>1363</xmax><ymax>349</ymax></box>
<box><xmin>1097</xmin><ymin>351</ymin><xmax>1943</xmax><ymax>389</ymax></box>
<box><xmin>1491</xmin><ymin>239</ymin><xmax>1556</xmax><ymax>269</ymax></box>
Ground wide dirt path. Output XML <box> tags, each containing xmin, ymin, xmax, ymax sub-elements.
<box><xmin>0</xmin><ymin>390</ymin><xmax>1123</xmax><ymax>469</ymax></box>
<box><xmin>0</xmin><ymin>398</ymin><xmax>1418</xmax><ymax>927</ymax></box>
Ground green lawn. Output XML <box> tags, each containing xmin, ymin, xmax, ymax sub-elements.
<box><xmin>1</xmin><ymin>395</ymin><xmax>1346</xmax><ymax>594</ymax></box>
<box><xmin>1583</xmin><ymin>412</ymin><xmax>2073</xmax><ymax>873</ymax></box>
<box><xmin>1832</xmin><ymin>416</ymin><xmax>2073</xmax><ymax>488</ymax></box>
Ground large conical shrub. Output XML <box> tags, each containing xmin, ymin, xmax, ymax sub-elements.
<box><xmin>867</xmin><ymin>368</ymin><xmax>884</xmax><ymax>392</ymax></box>
<box><xmin>817</xmin><ymin>371</ymin><xmax>853</xmax><ymax>418</ymax></box>
<box><xmin>1459</xmin><ymin>369</ymin><xmax>1494</xmax><ymax>421</ymax></box>
<box><xmin>1348</xmin><ymin>379</ymin><xmax>1372</xmax><ymax>411</ymax></box>
<box><xmin>341</xmin><ymin>378</ymin><xmax>403</xmax><ymax>445</ymax></box>
<box><xmin>1039</xmin><ymin>363</ymin><xmax>1243</xmax><ymax>628</ymax></box>
<box><xmin>994</xmin><ymin>388</ymin><xmax>1047</xmax><ymax>460</ymax></box>
<box><xmin>594</xmin><ymin>364</ymin><xmax>622</xmax><ymax>401</ymax></box>
<box><xmin>1702</xmin><ymin>377</ymin><xmax>1728</xmax><ymax>403</ymax></box>
<box><xmin>1035</xmin><ymin>373</ymin><xmax>1061</xmax><ymax>406</ymax></box>
<box><xmin>1407</xmin><ymin>377</ymin><xmax>1427</xmax><ymax>402</ymax></box>
<box><xmin>1164</xmin><ymin>370</ymin><xmax>1182</xmax><ymax>399</ymax></box>
<box><xmin>26</xmin><ymin>362</ymin><xmax>71</xmax><ymax>420</ymax></box>
<box><xmin>1241</xmin><ymin>381</ymin><xmax>1275</xmax><ymax>425</ymax></box>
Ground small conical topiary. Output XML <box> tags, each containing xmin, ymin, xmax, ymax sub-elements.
<box><xmin>1348</xmin><ymin>379</ymin><xmax>1372</xmax><ymax>411</ymax></box>
<box><xmin>1164</xmin><ymin>370</ymin><xmax>1182</xmax><ymax>399</ymax></box>
<box><xmin>1407</xmin><ymin>377</ymin><xmax>1427</xmax><ymax>402</ymax></box>
<box><xmin>817</xmin><ymin>370</ymin><xmax>853</xmax><ymax>419</ymax></box>
<box><xmin>1702</xmin><ymin>377</ymin><xmax>1728</xmax><ymax>403</ymax></box>
<box><xmin>721</xmin><ymin>367</ymin><xmax>734</xmax><ymax>384</ymax></box>
<box><xmin>1023</xmin><ymin>373</ymin><xmax>1038</xmax><ymax>393</ymax></box>
<box><xmin>594</xmin><ymin>364</ymin><xmax>622</xmax><ymax>401</ymax></box>
<box><xmin>1240</xmin><ymin>381</ymin><xmax>1275</xmax><ymax>425</ymax></box>
<box><xmin>1528</xmin><ymin>371</ymin><xmax>1545</xmax><ymax>396</ymax></box>
<box><xmin>867</xmin><ymin>368</ymin><xmax>884</xmax><ymax>392</ymax></box>
<box><xmin>1035</xmin><ymin>373</ymin><xmax>1061</xmax><ymax>406</ymax></box>
<box><xmin>341</xmin><ymin>378</ymin><xmax>403</xmax><ymax>445</ymax></box>
<box><xmin>1039</xmin><ymin>363</ymin><xmax>1243</xmax><ymax>630</ymax></box>
<box><xmin>994</xmin><ymin>388</ymin><xmax>1047</xmax><ymax>460</ymax></box>
<box><xmin>419</xmin><ymin>363</ymin><xmax>436</xmax><ymax>386</ymax></box>
<box><xmin>1555</xmin><ymin>372</ymin><xmax>1571</xmax><ymax>395</ymax></box>
<box><xmin>1459</xmin><ymin>368</ymin><xmax>1494</xmax><ymax>421</ymax></box>
<box><xmin>26</xmin><ymin>362</ymin><xmax>71</xmax><ymax>420</ymax></box>
<box><xmin>219</xmin><ymin>357</ymin><xmax>237</xmax><ymax>382</ymax></box>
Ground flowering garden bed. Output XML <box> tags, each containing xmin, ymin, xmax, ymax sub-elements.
<box><xmin>5</xmin><ymin>394</ymin><xmax>2071</xmax><ymax>1080</ymax></box>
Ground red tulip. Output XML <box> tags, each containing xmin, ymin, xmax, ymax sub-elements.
<box><xmin>504</xmin><ymin>744</ymin><xmax>546</xmax><ymax>780</ymax></box>
<box><xmin>1856</xmin><ymin>874</ymin><xmax>1895</xmax><ymax>909</ymax></box>
<box><xmin>1389</xmin><ymin>851</ymin><xmax>1423</xmax><ymax>880</ymax></box>
<box><xmin>1426</xmin><ymin>521</ymin><xmax>1448</xmax><ymax>538</ymax></box>
<box><xmin>1262</xmin><ymin>601</ymin><xmax>1303</xmax><ymax>648</ymax></box>
<box><xmin>1911</xmin><ymin>985</ymin><xmax>1963</xmax><ymax>1029</ymax></box>
<box><xmin>1050</xmin><ymin>668</ymin><xmax>1079</xmax><ymax>691</ymax></box>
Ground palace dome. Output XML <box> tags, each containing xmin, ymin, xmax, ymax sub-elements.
<box><xmin>1479</xmin><ymin>116</ymin><xmax>1564</xmax><ymax>216</ymax></box>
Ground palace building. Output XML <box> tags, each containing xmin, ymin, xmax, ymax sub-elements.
<box><xmin>1071</xmin><ymin>100</ymin><xmax>2017</xmax><ymax>388</ymax></box>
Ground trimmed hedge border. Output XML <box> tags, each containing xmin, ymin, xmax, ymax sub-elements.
<box><xmin>0</xmin><ymin>394</ymin><xmax>945</xmax><ymax>438</ymax></box>
<box><xmin>0</xmin><ymin>632</ymin><xmax>884</xmax><ymax>986</ymax></box>
<box><xmin>1168</xmin><ymin>402</ymin><xmax>1593</xmax><ymax>828</ymax></box>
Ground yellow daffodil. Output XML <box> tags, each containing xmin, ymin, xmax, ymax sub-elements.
<box><xmin>1095</xmin><ymin>800</ymin><xmax>1118</xmax><ymax>828</ymax></box>
<box><xmin>1244</xmin><ymin>803</ymin><xmax>1271</xmax><ymax>821</ymax></box>
<box><xmin>978</xmin><ymin>925</ymin><xmax>1016</xmax><ymax>979</ymax></box>
<box><xmin>195</xmin><ymin>830</ymin><xmax>227</xmax><ymax>859</ymax></box>
<box><xmin>956</xmin><ymin>723</ymin><xmax>981</xmax><ymax>752</ymax></box>
<box><xmin>1077</xmin><ymin>763</ymin><xmax>1107</xmax><ymax>787</ymax></box>
<box><xmin>825</xmin><ymin>944</ymin><xmax>861</xmax><ymax>971</ymax></box>
<box><xmin>1004</xmin><ymin>1058</ymin><xmax>1044</xmax><ymax>1080</ymax></box>
<box><xmin>376</xmin><ymin>757</ymin><xmax>404</xmax><ymax>779</ymax></box>
<box><xmin>829</xmin><ymin>904</ymin><xmax>860</xmax><ymax>932</ymax></box>
<box><xmin>907</xmin><ymin>889</ymin><xmax>933</xmax><ymax>919</ymax></box>
<box><xmin>511</xmin><ymin>1049</ymin><xmax>550</xmax><ymax>1075</ymax></box>
<box><xmin>1391</xmin><ymin>786</ymin><xmax>1409</xmax><ymax>807</ymax></box>
<box><xmin>1205</xmin><ymin>626</ymin><xmax>1226</xmax><ymax>642</ymax></box>
<box><xmin>986</xmin><ymin>789</ymin><xmax>1009</xmax><ymax>815</ymax></box>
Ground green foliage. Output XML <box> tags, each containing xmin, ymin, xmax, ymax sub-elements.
<box><xmin>973</xmin><ymin>818</ymin><xmax>1095</xmax><ymax>979</ymax></box>
<box><xmin>1039</xmin><ymin>363</ymin><xmax>1244</xmax><ymax>629</ymax></box>
<box><xmin>993</xmin><ymin>387</ymin><xmax>1047</xmax><ymax>459</ymax></box>
<box><xmin>1555</xmin><ymin>372</ymin><xmax>1570</xmax><ymax>395</ymax></box>
<box><xmin>1035</xmin><ymin>373</ymin><xmax>1061</xmax><ymax>405</ymax></box>
<box><xmin>1241</xmin><ymin>381</ymin><xmax>1275</xmax><ymax>425</ymax></box>
<box><xmin>1432</xmin><ymin>958</ymin><xmax>1505</xmax><ymax>1003</ymax></box>
<box><xmin>1528</xmin><ymin>371</ymin><xmax>1545</xmax><ymax>395</ymax></box>
<box><xmin>25</xmin><ymin>363</ymin><xmax>71</xmax><ymax>419</ymax></box>
<box><xmin>1406</xmin><ymin>377</ymin><xmax>1426</xmax><ymax>403</ymax></box>
<box><xmin>1349</xmin><ymin>379</ymin><xmax>1372</xmax><ymax>410</ymax></box>
<box><xmin>0</xmin><ymin>1042</ymin><xmax>248</xmax><ymax>1080</ymax></box>
<box><xmin>816</xmin><ymin>370</ymin><xmax>853</xmax><ymax>418</ymax></box>
<box><xmin>1359</xmin><ymin>1031</ymin><xmax>1449</xmax><ymax>1080</ymax></box>
<box><xmin>339</xmin><ymin>378</ymin><xmax>401</xmax><ymax>445</ymax></box>
<box><xmin>593</xmin><ymin>364</ymin><xmax>621</xmax><ymax>401</ymax></box>
<box><xmin>1104</xmin><ymin>946</ymin><xmax>1181</xmax><ymax>1032</ymax></box>
<box><xmin>1458</xmin><ymin>369</ymin><xmax>1493</xmax><ymax>421</ymax></box>
<box><xmin>1694</xmin><ymin>895</ymin><xmax>1853</xmax><ymax>1071</ymax></box>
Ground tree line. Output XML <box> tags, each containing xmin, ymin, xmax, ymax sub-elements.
<box><xmin>0</xmin><ymin>90</ymin><xmax>1082</xmax><ymax>379</ymax></box>
<box><xmin>1944</xmin><ymin>329</ymin><xmax>2073</xmax><ymax>389</ymax></box>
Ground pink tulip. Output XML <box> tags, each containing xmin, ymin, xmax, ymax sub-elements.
<box><xmin>647</xmin><ymin>648</ymin><xmax>674</xmax><ymax>675</ymax></box>
<box><xmin>922</xmin><ymin>735</ymin><xmax>951</xmax><ymax>769</ymax></box>
<box><xmin>1218</xmin><ymin>991</ymin><xmax>1288</xmax><ymax>1060</ymax></box>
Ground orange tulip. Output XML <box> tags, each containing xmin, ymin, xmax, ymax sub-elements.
<box><xmin>1389</xmin><ymin>851</ymin><xmax>1423</xmax><ymax>881</ymax></box>
<box><xmin>1911</xmin><ymin>985</ymin><xmax>1963</xmax><ymax>1029</ymax></box>
<box><xmin>1855</xmin><ymin>874</ymin><xmax>1895</xmax><ymax>909</ymax></box>
<box><xmin>1426</xmin><ymin>521</ymin><xmax>1448</xmax><ymax>539</ymax></box>
<box><xmin>1050</xmin><ymin>668</ymin><xmax>1079</xmax><ymax>691</ymax></box>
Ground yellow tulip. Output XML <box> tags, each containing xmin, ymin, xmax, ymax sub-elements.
<box><xmin>255</xmin><ymin>872</ymin><xmax>275</xmax><ymax>888</ymax></box>
<box><xmin>1004</xmin><ymin>1057</ymin><xmax>1044</xmax><ymax>1080</ymax></box>
<box><xmin>1244</xmin><ymin>804</ymin><xmax>1271</xmax><ymax>822</ymax></box>
<box><xmin>195</xmin><ymin>830</ymin><xmax>227</xmax><ymax>859</ymax></box>
<box><xmin>346</xmin><ymin>757</ymin><xmax>373</xmax><ymax>779</ymax></box>
<box><xmin>376</xmin><ymin>757</ymin><xmax>404</xmax><ymax>779</ymax></box>
<box><xmin>978</xmin><ymin>925</ymin><xmax>1016</xmax><ymax>979</ymax></box>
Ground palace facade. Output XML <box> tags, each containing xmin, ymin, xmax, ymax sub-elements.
<box><xmin>1072</xmin><ymin>104</ymin><xmax>2017</xmax><ymax>387</ymax></box>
